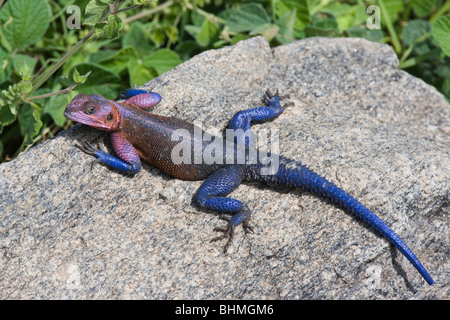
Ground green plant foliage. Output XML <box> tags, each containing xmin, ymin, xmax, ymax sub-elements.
<box><xmin>142</xmin><ymin>49</ymin><xmax>182</xmax><ymax>75</ymax></box>
<box><xmin>0</xmin><ymin>0</ymin><xmax>51</xmax><ymax>50</ymax></box>
<box><xmin>432</xmin><ymin>14</ymin><xmax>450</xmax><ymax>56</ymax></box>
<box><xmin>221</xmin><ymin>3</ymin><xmax>271</xmax><ymax>33</ymax></box>
<box><xmin>0</xmin><ymin>0</ymin><xmax>449</xmax><ymax>162</ymax></box>
<box><xmin>411</xmin><ymin>0</ymin><xmax>436</xmax><ymax>18</ymax></box>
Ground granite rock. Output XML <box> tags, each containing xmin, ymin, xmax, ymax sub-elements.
<box><xmin>0</xmin><ymin>37</ymin><xmax>448</xmax><ymax>299</ymax></box>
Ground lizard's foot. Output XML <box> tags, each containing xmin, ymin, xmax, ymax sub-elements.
<box><xmin>75</xmin><ymin>140</ymin><xmax>100</xmax><ymax>155</ymax></box>
<box><xmin>75</xmin><ymin>140</ymin><xmax>103</xmax><ymax>170</ymax></box>
<box><xmin>263</xmin><ymin>89</ymin><xmax>293</xmax><ymax>109</ymax></box>
<box><xmin>211</xmin><ymin>215</ymin><xmax>254</xmax><ymax>253</ymax></box>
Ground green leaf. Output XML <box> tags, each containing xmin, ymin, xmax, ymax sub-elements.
<box><xmin>69</xmin><ymin>63</ymin><xmax>122</xmax><ymax>99</ymax></box>
<box><xmin>411</xmin><ymin>0</ymin><xmax>436</xmax><ymax>18</ymax></box>
<box><xmin>88</xmin><ymin>50</ymin><xmax>118</xmax><ymax>65</ymax></box>
<box><xmin>98</xmin><ymin>46</ymin><xmax>138</xmax><ymax>74</ymax></box>
<box><xmin>191</xmin><ymin>9</ymin><xmax>206</xmax><ymax>27</ymax></box>
<box><xmin>84</xmin><ymin>0</ymin><xmax>109</xmax><ymax>26</ymax></box>
<box><xmin>196</xmin><ymin>19</ymin><xmax>219</xmax><ymax>47</ymax></box>
<box><xmin>186</xmin><ymin>11</ymin><xmax>219</xmax><ymax>47</ymax></box>
<box><xmin>276</xmin><ymin>9</ymin><xmax>297</xmax><ymax>44</ymax></box>
<box><xmin>122</xmin><ymin>22</ymin><xmax>155</xmax><ymax>57</ymax></box>
<box><xmin>72</xmin><ymin>68</ymin><xmax>92</xmax><ymax>84</ymax></box>
<box><xmin>432</xmin><ymin>14</ymin><xmax>450</xmax><ymax>57</ymax></box>
<box><xmin>250</xmin><ymin>24</ymin><xmax>279</xmax><ymax>42</ymax></box>
<box><xmin>18</xmin><ymin>61</ymin><xmax>31</xmax><ymax>80</ymax></box>
<box><xmin>30</xmin><ymin>102</ymin><xmax>43</xmax><ymax>139</ymax></box>
<box><xmin>402</xmin><ymin>20</ymin><xmax>431</xmax><ymax>48</ymax></box>
<box><xmin>0</xmin><ymin>104</ymin><xmax>16</xmax><ymax>127</ymax></box>
<box><xmin>18</xmin><ymin>102</ymin><xmax>43</xmax><ymax>142</ymax></box>
<box><xmin>275</xmin><ymin>0</ymin><xmax>309</xmax><ymax>30</ymax></box>
<box><xmin>163</xmin><ymin>24</ymin><xmax>179</xmax><ymax>44</ymax></box>
<box><xmin>94</xmin><ymin>15</ymin><xmax>123</xmax><ymax>40</ymax></box>
<box><xmin>305</xmin><ymin>17</ymin><xmax>339</xmax><ymax>38</ymax></box>
<box><xmin>142</xmin><ymin>49</ymin><xmax>181</xmax><ymax>75</ymax></box>
<box><xmin>345</xmin><ymin>26</ymin><xmax>383</xmax><ymax>43</ymax></box>
<box><xmin>184</xmin><ymin>25</ymin><xmax>201</xmax><ymax>38</ymax></box>
<box><xmin>44</xmin><ymin>93</ymin><xmax>70</xmax><ymax>126</ymax></box>
<box><xmin>150</xmin><ymin>25</ymin><xmax>166</xmax><ymax>46</ymax></box>
<box><xmin>435</xmin><ymin>64</ymin><xmax>450</xmax><ymax>79</ymax></box>
<box><xmin>128</xmin><ymin>59</ymin><xmax>157</xmax><ymax>87</ymax></box>
<box><xmin>12</xmin><ymin>54</ymin><xmax>36</xmax><ymax>75</ymax></box>
<box><xmin>0</xmin><ymin>0</ymin><xmax>51</xmax><ymax>50</ymax></box>
<box><xmin>319</xmin><ymin>2</ymin><xmax>355</xmax><ymax>31</ymax></box>
<box><xmin>381</xmin><ymin>0</ymin><xmax>403</xmax><ymax>24</ymax></box>
<box><xmin>353</xmin><ymin>2</ymin><xmax>371</xmax><ymax>27</ymax></box>
<box><xmin>17</xmin><ymin>77</ymin><xmax>32</xmax><ymax>94</ymax></box>
<box><xmin>222</xmin><ymin>3</ymin><xmax>270</xmax><ymax>33</ymax></box>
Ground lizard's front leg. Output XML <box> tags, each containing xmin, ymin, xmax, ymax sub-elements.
<box><xmin>196</xmin><ymin>165</ymin><xmax>253</xmax><ymax>253</ymax></box>
<box><xmin>76</xmin><ymin>131</ymin><xmax>141</xmax><ymax>175</ymax></box>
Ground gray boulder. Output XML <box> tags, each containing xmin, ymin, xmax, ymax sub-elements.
<box><xmin>0</xmin><ymin>36</ymin><xmax>448</xmax><ymax>299</ymax></box>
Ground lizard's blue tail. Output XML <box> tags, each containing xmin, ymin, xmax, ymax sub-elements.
<box><xmin>250</xmin><ymin>158</ymin><xmax>434</xmax><ymax>285</ymax></box>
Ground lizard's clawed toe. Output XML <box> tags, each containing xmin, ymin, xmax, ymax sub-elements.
<box><xmin>263</xmin><ymin>89</ymin><xmax>292</xmax><ymax>108</ymax></box>
<box><xmin>211</xmin><ymin>223</ymin><xmax>235</xmax><ymax>253</ymax></box>
<box><xmin>243</xmin><ymin>221</ymin><xmax>254</xmax><ymax>234</ymax></box>
<box><xmin>210</xmin><ymin>215</ymin><xmax>254</xmax><ymax>253</ymax></box>
<box><xmin>75</xmin><ymin>140</ymin><xmax>102</xmax><ymax>155</ymax></box>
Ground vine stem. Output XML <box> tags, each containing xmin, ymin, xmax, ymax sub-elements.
<box><xmin>124</xmin><ymin>0</ymin><xmax>174</xmax><ymax>24</ymax></box>
<box><xmin>28</xmin><ymin>28</ymin><xmax>95</xmax><ymax>98</ymax></box>
<box><xmin>378</xmin><ymin>0</ymin><xmax>402</xmax><ymax>54</ymax></box>
<box><xmin>27</xmin><ymin>83</ymin><xmax>79</xmax><ymax>101</ymax></box>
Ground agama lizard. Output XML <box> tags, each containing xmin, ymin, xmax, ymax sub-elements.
<box><xmin>64</xmin><ymin>89</ymin><xmax>435</xmax><ymax>285</ymax></box>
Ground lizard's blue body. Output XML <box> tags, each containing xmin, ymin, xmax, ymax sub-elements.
<box><xmin>64</xmin><ymin>89</ymin><xmax>434</xmax><ymax>285</ymax></box>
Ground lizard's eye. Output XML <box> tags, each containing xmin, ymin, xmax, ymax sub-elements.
<box><xmin>84</xmin><ymin>104</ymin><xmax>96</xmax><ymax>115</ymax></box>
<box><xmin>106</xmin><ymin>114</ymin><xmax>113</xmax><ymax>122</ymax></box>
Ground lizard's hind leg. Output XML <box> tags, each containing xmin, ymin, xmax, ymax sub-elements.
<box><xmin>228</xmin><ymin>89</ymin><xmax>292</xmax><ymax>148</ymax></box>
<box><xmin>196</xmin><ymin>165</ymin><xmax>253</xmax><ymax>253</ymax></box>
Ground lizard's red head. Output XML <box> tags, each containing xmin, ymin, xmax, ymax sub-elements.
<box><xmin>64</xmin><ymin>93</ymin><xmax>121</xmax><ymax>131</ymax></box>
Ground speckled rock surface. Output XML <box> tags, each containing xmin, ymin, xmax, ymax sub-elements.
<box><xmin>0</xmin><ymin>37</ymin><xmax>448</xmax><ymax>299</ymax></box>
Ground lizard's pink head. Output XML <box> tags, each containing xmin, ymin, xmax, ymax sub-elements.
<box><xmin>64</xmin><ymin>93</ymin><xmax>121</xmax><ymax>131</ymax></box>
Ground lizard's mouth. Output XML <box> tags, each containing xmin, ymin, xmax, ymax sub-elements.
<box><xmin>64</xmin><ymin>110</ymin><xmax>113</xmax><ymax>131</ymax></box>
